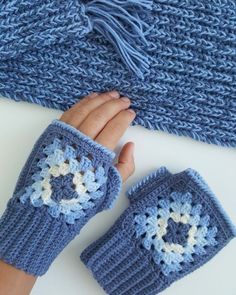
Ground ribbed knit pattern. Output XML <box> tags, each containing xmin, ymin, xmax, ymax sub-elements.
<box><xmin>0</xmin><ymin>200</ymin><xmax>75</xmax><ymax>275</ymax></box>
<box><xmin>81</xmin><ymin>230</ymin><xmax>163</xmax><ymax>295</ymax></box>
<box><xmin>0</xmin><ymin>0</ymin><xmax>235</xmax><ymax>147</ymax></box>
<box><xmin>81</xmin><ymin>168</ymin><xmax>236</xmax><ymax>295</ymax></box>
<box><xmin>0</xmin><ymin>120</ymin><xmax>121</xmax><ymax>275</ymax></box>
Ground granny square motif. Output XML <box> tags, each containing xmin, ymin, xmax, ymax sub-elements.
<box><xmin>81</xmin><ymin>168</ymin><xmax>236</xmax><ymax>295</ymax></box>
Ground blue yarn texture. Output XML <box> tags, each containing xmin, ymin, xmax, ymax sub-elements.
<box><xmin>0</xmin><ymin>120</ymin><xmax>121</xmax><ymax>276</ymax></box>
<box><xmin>0</xmin><ymin>0</ymin><xmax>236</xmax><ymax>147</ymax></box>
<box><xmin>81</xmin><ymin>167</ymin><xmax>236</xmax><ymax>295</ymax></box>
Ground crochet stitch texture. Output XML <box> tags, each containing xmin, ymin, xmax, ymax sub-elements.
<box><xmin>0</xmin><ymin>120</ymin><xmax>121</xmax><ymax>275</ymax></box>
<box><xmin>0</xmin><ymin>0</ymin><xmax>236</xmax><ymax>147</ymax></box>
<box><xmin>81</xmin><ymin>167</ymin><xmax>236</xmax><ymax>295</ymax></box>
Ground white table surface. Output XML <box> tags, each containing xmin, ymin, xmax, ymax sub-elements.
<box><xmin>0</xmin><ymin>97</ymin><xmax>235</xmax><ymax>295</ymax></box>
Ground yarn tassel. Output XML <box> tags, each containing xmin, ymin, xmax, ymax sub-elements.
<box><xmin>85</xmin><ymin>0</ymin><xmax>153</xmax><ymax>79</ymax></box>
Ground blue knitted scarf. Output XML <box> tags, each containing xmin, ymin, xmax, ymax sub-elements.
<box><xmin>0</xmin><ymin>0</ymin><xmax>235</xmax><ymax>147</ymax></box>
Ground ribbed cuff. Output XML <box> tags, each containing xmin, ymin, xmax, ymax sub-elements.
<box><xmin>81</xmin><ymin>228</ymin><xmax>163</xmax><ymax>295</ymax></box>
<box><xmin>0</xmin><ymin>200</ymin><xmax>75</xmax><ymax>276</ymax></box>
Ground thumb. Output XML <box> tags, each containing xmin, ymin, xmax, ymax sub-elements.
<box><xmin>115</xmin><ymin>142</ymin><xmax>135</xmax><ymax>183</ymax></box>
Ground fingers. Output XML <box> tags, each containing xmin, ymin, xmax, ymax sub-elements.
<box><xmin>95</xmin><ymin>109</ymin><xmax>136</xmax><ymax>150</ymax></box>
<box><xmin>59</xmin><ymin>91</ymin><xmax>136</xmax><ymax>182</ymax></box>
<box><xmin>78</xmin><ymin>97</ymin><xmax>132</xmax><ymax>139</ymax></box>
<box><xmin>115</xmin><ymin>142</ymin><xmax>135</xmax><ymax>182</ymax></box>
<box><xmin>60</xmin><ymin>91</ymin><xmax>120</xmax><ymax>128</ymax></box>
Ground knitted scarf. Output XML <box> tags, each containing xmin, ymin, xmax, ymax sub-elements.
<box><xmin>0</xmin><ymin>0</ymin><xmax>235</xmax><ymax>147</ymax></box>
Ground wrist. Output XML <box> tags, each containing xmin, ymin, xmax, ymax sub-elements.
<box><xmin>0</xmin><ymin>120</ymin><xmax>122</xmax><ymax>275</ymax></box>
<box><xmin>0</xmin><ymin>198</ymin><xmax>75</xmax><ymax>276</ymax></box>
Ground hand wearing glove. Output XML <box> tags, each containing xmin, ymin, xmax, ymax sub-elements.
<box><xmin>0</xmin><ymin>91</ymin><xmax>136</xmax><ymax>278</ymax></box>
<box><xmin>81</xmin><ymin>167</ymin><xmax>236</xmax><ymax>295</ymax></box>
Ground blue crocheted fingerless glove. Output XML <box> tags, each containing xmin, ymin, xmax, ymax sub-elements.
<box><xmin>81</xmin><ymin>168</ymin><xmax>236</xmax><ymax>295</ymax></box>
<box><xmin>0</xmin><ymin>120</ymin><xmax>121</xmax><ymax>276</ymax></box>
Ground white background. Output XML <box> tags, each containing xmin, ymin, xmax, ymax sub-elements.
<box><xmin>0</xmin><ymin>97</ymin><xmax>235</xmax><ymax>295</ymax></box>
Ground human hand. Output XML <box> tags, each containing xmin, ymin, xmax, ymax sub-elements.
<box><xmin>60</xmin><ymin>91</ymin><xmax>136</xmax><ymax>182</ymax></box>
<box><xmin>0</xmin><ymin>90</ymin><xmax>136</xmax><ymax>289</ymax></box>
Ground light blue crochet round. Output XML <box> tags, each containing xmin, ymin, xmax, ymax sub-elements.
<box><xmin>20</xmin><ymin>137</ymin><xmax>107</xmax><ymax>224</ymax></box>
<box><xmin>134</xmin><ymin>192</ymin><xmax>218</xmax><ymax>276</ymax></box>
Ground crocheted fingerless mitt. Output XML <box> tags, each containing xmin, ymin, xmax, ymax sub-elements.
<box><xmin>81</xmin><ymin>168</ymin><xmax>236</xmax><ymax>295</ymax></box>
<box><xmin>0</xmin><ymin>120</ymin><xmax>121</xmax><ymax>276</ymax></box>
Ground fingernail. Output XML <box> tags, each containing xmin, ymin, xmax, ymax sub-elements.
<box><xmin>90</xmin><ymin>92</ymin><xmax>98</xmax><ymax>97</ymax></box>
<box><xmin>121</xmin><ymin>97</ymin><xmax>130</xmax><ymax>103</ymax></box>
<box><xmin>109</xmin><ymin>91</ymin><xmax>120</xmax><ymax>98</ymax></box>
<box><xmin>129</xmin><ymin>142</ymin><xmax>135</xmax><ymax>152</ymax></box>
<box><xmin>127</xmin><ymin>109</ymin><xmax>136</xmax><ymax>115</ymax></box>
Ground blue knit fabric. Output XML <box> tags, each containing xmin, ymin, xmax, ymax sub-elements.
<box><xmin>0</xmin><ymin>120</ymin><xmax>121</xmax><ymax>275</ymax></box>
<box><xmin>0</xmin><ymin>0</ymin><xmax>236</xmax><ymax>147</ymax></box>
<box><xmin>81</xmin><ymin>168</ymin><xmax>236</xmax><ymax>295</ymax></box>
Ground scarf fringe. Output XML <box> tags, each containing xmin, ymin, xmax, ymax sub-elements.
<box><xmin>85</xmin><ymin>0</ymin><xmax>153</xmax><ymax>79</ymax></box>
